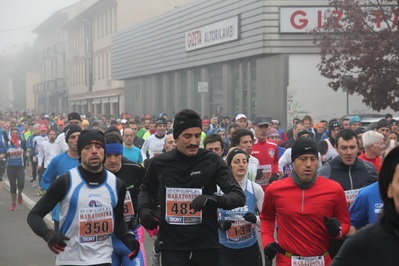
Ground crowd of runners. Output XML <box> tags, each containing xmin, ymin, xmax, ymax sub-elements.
<box><xmin>0</xmin><ymin>109</ymin><xmax>397</xmax><ymax>265</ymax></box>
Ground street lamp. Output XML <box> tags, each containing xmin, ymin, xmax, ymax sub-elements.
<box><xmin>342</xmin><ymin>75</ymin><xmax>353</xmax><ymax>114</ymax></box>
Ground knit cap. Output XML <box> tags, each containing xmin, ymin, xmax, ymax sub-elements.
<box><xmin>77</xmin><ymin>129</ymin><xmax>106</xmax><ymax>155</ymax></box>
<box><xmin>291</xmin><ymin>137</ymin><xmax>318</xmax><ymax>162</ymax></box>
<box><xmin>349</xmin><ymin>116</ymin><xmax>361</xmax><ymax>126</ymax></box>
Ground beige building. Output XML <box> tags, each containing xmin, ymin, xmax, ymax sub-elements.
<box><xmin>32</xmin><ymin>0</ymin><xmax>98</xmax><ymax>113</ymax></box>
<box><xmin>63</xmin><ymin>0</ymin><xmax>195</xmax><ymax>116</ymax></box>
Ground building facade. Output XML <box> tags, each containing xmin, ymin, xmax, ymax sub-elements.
<box><xmin>62</xmin><ymin>0</ymin><xmax>195</xmax><ymax>116</ymax></box>
<box><xmin>112</xmin><ymin>0</ymin><xmax>398</xmax><ymax>129</ymax></box>
<box><xmin>31</xmin><ymin>0</ymin><xmax>97</xmax><ymax>113</ymax></box>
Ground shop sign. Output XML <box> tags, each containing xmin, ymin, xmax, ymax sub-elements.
<box><xmin>185</xmin><ymin>16</ymin><xmax>239</xmax><ymax>51</ymax></box>
<box><xmin>280</xmin><ymin>6</ymin><xmax>399</xmax><ymax>33</ymax></box>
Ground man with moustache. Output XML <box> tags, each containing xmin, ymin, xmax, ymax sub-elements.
<box><xmin>138</xmin><ymin>109</ymin><xmax>245</xmax><ymax>266</ymax></box>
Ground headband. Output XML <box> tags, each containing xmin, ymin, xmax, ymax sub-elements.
<box><xmin>226</xmin><ymin>148</ymin><xmax>249</xmax><ymax>167</ymax></box>
<box><xmin>106</xmin><ymin>143</ymin><xmax>123</xmax><ymax>155</ymax></box>
<box><xmin>173</xmin><ymin>120</ymin><xmax>202</xmax><ymax>139</ymax></box>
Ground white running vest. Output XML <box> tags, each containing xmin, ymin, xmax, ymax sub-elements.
<box><xmin>57</xmin><ymin>167</ymin><xmax>118</xmax><ymax>265</ymax></box>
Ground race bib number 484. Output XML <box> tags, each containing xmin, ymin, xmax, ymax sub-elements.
<box><xmin>165</xmin><ymin>187</ymin><xmax>202</xmax><ymax>225</ymax></box>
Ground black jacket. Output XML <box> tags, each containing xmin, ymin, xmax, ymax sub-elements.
<box><xmin>138</xmin><ymin>148</ymin><xmax>245</xmax><ymax>251</ymax></box>
<box><xmin>318</xmin><ymin>156</ymin><xmax>378</xmax><ymax>191</ymax></box>
<box><xmin>331</xmin><ymin>217</ymin><xmax>399</xmax><ymax>266</ymax></box>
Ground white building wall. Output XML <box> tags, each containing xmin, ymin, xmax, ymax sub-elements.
<box><xmin>288</xmin><ymin>54</ymin><xmax>398</xmax><ymax>122</ymax></box>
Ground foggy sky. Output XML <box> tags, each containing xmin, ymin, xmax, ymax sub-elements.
<box><xmin>0</xmin><ymin>0</ymin><xmax>81</xmax><ymax>55</ymax></box>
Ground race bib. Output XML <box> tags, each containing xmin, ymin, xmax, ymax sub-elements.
<box><xmin>123</xmin><ymin>191</ymin><xmax>135</xmax><ymax>222</ymax></box>
<box><xmin>225</xmin><ymin>217</ymin><xmax>253</xmax><ymax>243</ymax></box>
<box><xmin>345</xmin><ymin>188</ymin><xmax>363</xmax><ymax>209</ymax></box>
<box><xmin>165</xmin><ymin>187</ymin><xmax>202</xmax><ymax>225</ymax></box>
<box><xmin>79</xmin><ymin>206</ymin><xmax>113</xmax><ymax>243</ymax></box>
<box><xmin>9</xmin><ymin>148</ymin><xmax>22</xmax><ymax>160</ymax></box>
<box><xmin>255</xmin><ymin>165</ymin><xmax>272</xmax><ymax>185</ymax></box>
<box><xmin>291</xmin><ymin>255</ymin><xmax>324</xmax><ymax>266</ymax></box>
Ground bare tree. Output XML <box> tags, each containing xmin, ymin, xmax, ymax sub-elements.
<box><xmin>313</xmin><ymin>0</ymin><xmax>399</xmax><ymax>111</ymax></box>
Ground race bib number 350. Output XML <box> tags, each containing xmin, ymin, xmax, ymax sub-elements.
<box><xmin>165</xmin><ymin>187</ymin><xmax>202</xmax><ymax>225</ymax></box>
<box><xmin>79</xmin><ymin>206</ymin><xmax>113</xmax><ymax>243</ymax></box>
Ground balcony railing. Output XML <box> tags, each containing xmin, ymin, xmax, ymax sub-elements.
<box><xmin>47</xmin><ymin>80</ymin><xmax>56</xmax><ymax>90</ymax></box>
<box><xmin>56</xmin><ymin>78</ymin><xmax>66</xmax><ymax>88</ymax></box>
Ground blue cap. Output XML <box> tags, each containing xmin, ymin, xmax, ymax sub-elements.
<box><xmin>349</xmin><ymin>116</ymin><xmax>361</xmax><ymax>126</ymax></box>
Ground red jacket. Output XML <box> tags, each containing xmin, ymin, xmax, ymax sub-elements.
<box><xmin>260</xmin><ymin>176</ymin><xmax>350</xmax><ymax>265</ymax></box>
<box><xmin>251</xmin><ymin>139</ymin><xmax>279</xmax><ymax>189</ymax></box>
<box><xmin>358</xmin><ymin>151</ymin><xmax>381</xmax><ymax>172</ymax></box>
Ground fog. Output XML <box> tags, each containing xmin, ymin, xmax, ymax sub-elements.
<box><xmin>0</xmin><ymin>0</ymin><xmax>81</xmax><ymax>55</ymax></box>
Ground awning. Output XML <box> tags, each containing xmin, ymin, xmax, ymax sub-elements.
<box><xmin>92</xmin><ymin>98</ymin><xmax>101</xmax><ymax>104</ymax></box>
<box><xmin>108</xmin><ymin>96</ymin><xmax>119</xmax><ymax>103</ymax></box>
<box><xmin>80</xmin><ymin>100</ymin><xmax>87</xmax><ymax>105</ymax></box>
<box><xmin>101</xmin><ymin>97</ymin><xmax>109</xmax><ymax>104</ymax></box>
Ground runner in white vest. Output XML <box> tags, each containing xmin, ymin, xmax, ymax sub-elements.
<box><xmin>28</xmin><ymin>129</ymin><xmax>140</xmax><ymax>266</ymax></box>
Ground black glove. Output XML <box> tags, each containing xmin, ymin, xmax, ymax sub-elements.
<box><xmin>123</xmin><ymin>232</ymin><xmax>140</xmax><ymax>260</ymax></box>
<box><xmin>218</xmin><ymin>220</ymin><xmax>235</xmax><ymax>230</ymax></box>
<box><xmin>139</xmin><ymin>208</ymin><xmax>160</xmax><ymax>230</ymax></box>
<box><xmin>243</xmin><ymin>212</ymin><xmax>257</xmax><ymax>224</ymax></box>
<box><xmin>324</xmin><ymin>216</ymin><xmax>341</xmax><ymax>237</ymax></box>
<box><xmin>264</xmin><ymin>242</ymin><xmax>280</xmax><ymax>260</ymax></box>
<box><xmin>269</xmin><ymin>173</ymin><xmax>280</xmax><ymax>184</ymax></box>
<box><xmin>191</xmin><ymin>194</ymin><xmax>225</xmax><ymax>212</ymax></box>
<box><xmin>45</xmin><ymin>231</ymin><xmax>70</xmax><ymax>254</ymax></box>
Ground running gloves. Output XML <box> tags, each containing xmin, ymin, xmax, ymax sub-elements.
<box><xmin>45</xmin><ymin>230</ymin><xmax>70</xmax><ymax>254</ymax></box>
<box><xmin>243</xmin><ymin>212</ymin><xmax>257</xmax><ymax>224</ymax></box>
<box><xmin>139</xmin><ymin>208</ymin><xmax>160</xmax><ymax>230</ymax></box>
<box><xmin>218</xmin><ymin>220</ymin><xmax>235</xmax><ymax>230</ymax></box>
<box><xmin>123</xmin><ymin>232</ymin><xmax>140</xmax><ymax>260</ymax></box>
<box><xmin>324</xmin><ymin>216</ymin><xmax>342</xmax><ymax>237</ymax></box>
<box><xmin>264</xmin><ymin>242</ymin><xmax>281</xmax><ymax>260</ymax></box>
<box><xmin>191</xmin><ymin>193</ymin><xmax>226</xmax><ymax>212</ymax></box>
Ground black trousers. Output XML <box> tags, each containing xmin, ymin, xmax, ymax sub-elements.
<box><xmin>161</xmin><ymin>249</ymin><xmax>219</xmax><ymax>266</ymax></box>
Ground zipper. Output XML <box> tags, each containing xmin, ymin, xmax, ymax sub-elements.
<box><xmin>301</xmin><ymin>189</ymin><xmax>305</xmax><ymax>212</ymax></box>
<box><xmin>348</xmin><ymin>165</ymin><xmax>353</xmax><ymax>190</ymax></box>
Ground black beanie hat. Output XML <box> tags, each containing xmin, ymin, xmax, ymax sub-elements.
<box><xmin>77</xmin><ymin>129</ymin><xmax>106</xmax><ymax>155</ymax></box>
<box><xmin>377</xmin><ymin>119</ymin><xmax>391</xmax><ymax>130</ymax></box>
<box><xmin>291</xmin><ymin>137</ymin><xmax>318</xmax><ymax>162</ymax></box>
<box><xmin>64</xmin><ymin>124</ymin><xmax>82</xmax><ymax>143</ymax></box>
<box><xmin>329</xmin><ymin>121</ymin><xmax>343</xmax><ymax>131</ymax></box>
<box><xmin>68</xmin><ymin>112</ymin><xmax>82</xmax><ymax>121</ymax></box>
